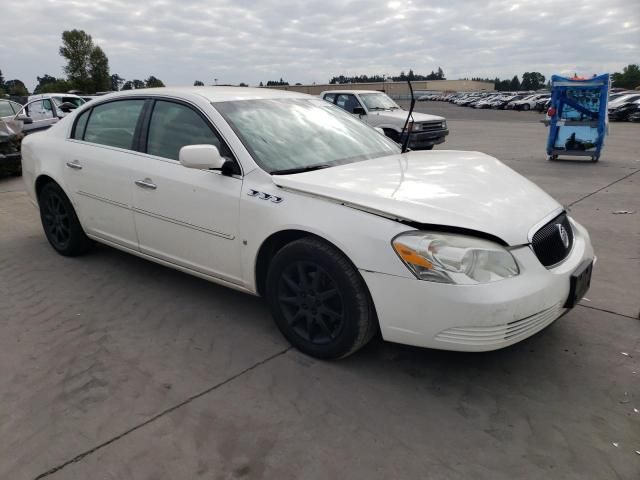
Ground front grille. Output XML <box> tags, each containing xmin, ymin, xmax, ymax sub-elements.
<box><xmin>420</xmin><ymin>121</ymin><xmax>444</xmax><ymax>131</ymax></box>
<box><xmin>531</xmin><ymin>213</ymin><xmax>574</xmax><ymax>267</ymax></box>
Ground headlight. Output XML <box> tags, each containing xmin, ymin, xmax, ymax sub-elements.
<box><xmin>441</xmin><ymin>120</ymin><xmax>447</xmax><ymax>129</ymax></box>
<box><xmin>392</xmin><ymin>232</ymin><xmax>519</xmax><ymax>284</ymax></box>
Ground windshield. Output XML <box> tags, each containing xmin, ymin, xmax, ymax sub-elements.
<box><xmin>215</xmin><ymin>98</ymin><xmax>400</xmax><ymax>173</ymax></box>
<box><xmin>51</xmin><ymin>96</ymin><xmax>86</xmax><ymax>108</ymax></box>
<box><xmin>358</xmin><ymin>93</ymin><xmax>400</xmax><ymax>111</ymax></box>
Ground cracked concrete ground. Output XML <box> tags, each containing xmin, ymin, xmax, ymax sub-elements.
<box><xmin>1</xmin><ymin>103</ymin><xmax>638</xmax><ymax>479</ymax></box>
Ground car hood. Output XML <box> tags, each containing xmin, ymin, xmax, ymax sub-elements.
<box><xmin>368</xmin><ymin>109</ymin><xmax>444</xmax><ymax>123</ymax></box>
<box><xmin>272</xmin><ymin>151</ymin><xmax>561</xmax><ymax>245</ymax></box>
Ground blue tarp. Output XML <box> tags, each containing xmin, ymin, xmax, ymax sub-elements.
<box><xmin>546</xmin><ymin>74</ymin><xmax>609</xmax><ymax>161</ymax></box>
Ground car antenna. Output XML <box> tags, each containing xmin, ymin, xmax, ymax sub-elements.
<box><xmin>400</xmin><ymin>79</ymin><xmax>415</xmax><ymax>153</ymax></box>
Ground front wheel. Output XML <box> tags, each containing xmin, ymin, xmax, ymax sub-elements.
<box><xmin>266</xmin><ymin>237</ymin><xmax>376</xmax><ymax>359</ymax></box>
<box><xmin>523</xmin><ymin>104</ymin><xmax>530</xmax><ymax>111</ymax></box>
<box><xmin>38</xmin><ymin>182</ymin><xmax>93</xmax><ymax>256</ymax></box>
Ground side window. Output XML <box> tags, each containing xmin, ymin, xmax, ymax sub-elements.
<box><xmin>11</xmin><ymin>102</ymin><xmax>23</xmax><ymax>114</ymax></box>
<box><xmin>84</xmin><ymin>100</ymin><xmax>145</xmax><ymax>150</ymax></box>
<box><xmin>323</xmin><ymin>93</ymin><xmax>336</xmax><ymax>103</ymax></box>
<box><xmin>0</xmin><ymin>102</ymin><xmax>14</xmax><ymax>117</ymax></box>
<box><xmin>26</xmin><ymin>100</ymin><xmax>55</xmax><ymax>121</ymax></box>
<box><xmin>335</xmin><ymin>94</ymin><xmax>361</xmax><ymax>114</ymax></box>
<box><xmin>72</xmin><ymin>109</ymin><xmax>91</xmax><ymax>140</ymax></box>
<box><xmin>43</xmin><ymin>99</ymin><xmax>54</xmax><ymax>113</ymax></box>
<box><xmin>146</xmin><ymin>100</ymin><xmax>229</xmax><ymax>161</ymax></box>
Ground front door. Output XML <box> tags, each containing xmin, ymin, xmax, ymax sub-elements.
<box><xmin>64</xmin><ymin>99</ymin><xmax>145</xmax><ymax>250</ymax></box>
<box><xmin>129</xmin><ymin>99</ymin><xmax>243</xmax><ymax>284</ymax></box>
<box><xmin>19</xmin><ymin>99</ymin><xmax>58</xmax><ymax>132</ymax></box>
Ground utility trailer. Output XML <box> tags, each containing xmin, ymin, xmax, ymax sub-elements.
<box><xmin>545</xmin><ymin>74</ymin><xmax>609</xmax><ymax>162</ymax></box>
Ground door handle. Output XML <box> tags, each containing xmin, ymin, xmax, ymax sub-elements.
<box><xmin>66</xmin><ymin>160</ymin><xmax>82</xmax><ymax>170</ymax></box>
<box><xmin>135</xmin><ymin>178</ymin><xmax>157</xmax><ymax>190</ymax></box>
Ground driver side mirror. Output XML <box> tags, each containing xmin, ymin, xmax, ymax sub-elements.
<box><xmin>353</xmin><ymin>106</ymin><xmax>366</xmax><ymax>116</ymax></box>
<box><xmin>179</xmin><ymin>144</ymin><xmax>226</xmax><ymax>170</ymax></box>
<box><xmin>15</xmin><ymin>114</ymin><xmax>33</xmax><ymax>125</ymax></box>
<box><xmin>58</xmin><ymin>102</ymin><xmax>77</xmax><ymax>113</ymax></box>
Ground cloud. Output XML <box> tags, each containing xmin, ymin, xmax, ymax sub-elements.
<box><xmin>2</xmin><ymin>0</ymin><xmax>639</xmax><ymax>90</ymax></box>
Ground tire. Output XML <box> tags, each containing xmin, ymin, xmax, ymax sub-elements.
<box><xmin>523</xmin><ymin>104</ymin><xmax>530</xmax><ymax>111</ymax></box>
<box><xmin>38</xmin><ymin>182</ymin><xmax>92</xmax><ymax>256</ymax></box>
<box><xmin>423</xmin><ymin>145</ymin><xmax>434</xmax><ymax>150</ymax></box>
<box><xmin>265</xmin><ymin>237</ymin><xmax>376</xmax><ymax>359</ymax></box>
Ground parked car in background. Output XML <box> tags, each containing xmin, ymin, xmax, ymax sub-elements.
<box><xmin>608</xmin><ymin>99</ymin><xmax>640</xmax><ymax>121</ymax></box>
<box><xmin>608</xmin><ymin>93</ymin><xmax>640</xmax><ymax>111</ymax></box>
<box><xmin>28</xmin><ymin>93</ymin><xmax>86</xmax><ymax>110</ymax></box>
<box><xmin>14</xmin><ymin>95</ymin><xmax>82</xmax><ymax>133</ymax></box>
<box><xmin>0</xmin><ymin>99</ymin><xmax>24</xmax><ymax>122</ymax></box>
<box><xmin>20</xmin><ymin>87</ymin><xmax>594</xmax><ymax>358</ymax></box>
<box><xmin>321</xmin><ymin>90</ymin><xmax>448</xmax><ymax>150</ymax></box>
<box><xmin>513</xmin><ymin>94</ymin><xmax>550</xmax><ymax>111</ymax></box>
<box><xmin>0</xmin><ymin>118</ymin><xmax>24</xmax><ymax>176</ymax></box>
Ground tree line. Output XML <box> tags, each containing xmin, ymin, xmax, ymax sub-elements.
<box><xmin>328</xmin><ymin>68</ymin><xmax>445</xmax><ymax>85</ymax></box>
<box><xmin>0</xmin><ymin>29</ymin><xmax>166</xmax><ymax>96</ymax></box>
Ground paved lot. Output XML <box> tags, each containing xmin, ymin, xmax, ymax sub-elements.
<box><xmin>1</xmin><ymin>103</ymin><xmax>639</xmax><ymax>479</ymax></box>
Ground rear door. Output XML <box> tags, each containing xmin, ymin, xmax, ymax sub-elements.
<box><xmin>129</xmin><ymin>98</ymin><xmax>244</xmax><ymax>283</ymax></box>
<box><xmin>64</xmin><ymin>99</ymin><xmax>146</xmax><ymax>249</ymax></box>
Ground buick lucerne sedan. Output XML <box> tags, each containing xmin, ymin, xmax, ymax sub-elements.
<box><xmin>21</xmin><ymin>87</ymin><xmax>595</xmax><ymax>359</ymax></box>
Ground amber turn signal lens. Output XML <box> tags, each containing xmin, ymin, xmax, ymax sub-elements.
<box><xmin>394</xmin><ymin>243</ymin><xmax>433</xmax><ymax>269</ymax></box>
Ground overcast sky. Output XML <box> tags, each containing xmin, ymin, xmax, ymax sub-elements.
<box><xmin>3</xmin><ymin>0</ymin><xmax>639</xmax><ymax>90</ymax></box>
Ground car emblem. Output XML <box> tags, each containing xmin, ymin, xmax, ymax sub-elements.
<box><xmin>557</xmin><ymin>224</ymin><xmax>569</xmax><ymax>248</ymax></box>
<box><xmin>247</xmin><ymin>189</ymin><xmax>283</xmax><ymax>203</ymax></box>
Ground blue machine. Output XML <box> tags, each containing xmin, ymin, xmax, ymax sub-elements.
<box><xmin>546</xmin><ymin>74</ymin><xmax>609</xmax><ymax>162</ymax></box>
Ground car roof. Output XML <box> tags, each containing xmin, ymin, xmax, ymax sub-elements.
<box><xmin>28</xmin><ymin>93</ymin><xmax>83</xmax><ymax>99</ymax></box>
<box><xmin>105</xmin><ymin>86</ymin><xmax>310</xmax><ymax>103</ymax></box>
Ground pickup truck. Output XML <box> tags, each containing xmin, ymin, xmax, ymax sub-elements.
<box><xmin>320</xmin><ymin>90</ymin><xmax>448</xmax><ymax>150</ymax></box>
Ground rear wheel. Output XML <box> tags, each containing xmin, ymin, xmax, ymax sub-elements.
<box><xmin>266</xmin><ymin>237</ymin><xmax>376</xmax><ymax>359</ymax></box>
<box><xmin>38</xmin><ymin>182</ymin><xmax>92</xmax><ymax>256</ymax></box>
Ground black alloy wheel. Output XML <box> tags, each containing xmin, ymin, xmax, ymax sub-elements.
<box><xmin>277</xmin><ymin>260</ymin><xmax>345</xmax><ymax>345</ymax></box>
<box><xmin>266</xmin><ymin>237</ymin><xmax>376</xmax><ymax>359</ymax></box>
<box><xmin>41</xmin><ymin>188</ymin><xmax>71</xmax><ymax>250</ymax></box>
<box><xmin>38</xmin><ymin>182</ymin><xmax>92</xmax><ymax>256</ymax></box>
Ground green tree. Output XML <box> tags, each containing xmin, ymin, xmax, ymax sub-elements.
<box><xmin>259</xmin><ymin>81</ymin><xmax>264</xmax><ymax>87</ymax></box>
<box><xmin>193</xmin><ymin>80</ymin><xmax>204</xmax><ymax>86</ymax></box>
<box><xmin>39</xmin><ymin>79</ymin><xmax>72</xmax><ymax>94</ymax></box>
<box><xmin>121</xmin><ymin>80</ymin><xmax>133</xmax><ymax>90</ymax></box>
<box><xmin>4</xmin><ymin>79</ymin><xmax>28</xmax><ymax>96</ymax></box>
<box><xmin>132</xmin><ymin>79</ymin><xmax>146</xmax><ymax>89</ymax></box>
<box><xmin>145</xmin><ymin>76</ymin><xmax>165</xmax><ymax>88</ymax></box>
<box><xmin>59</xmin><ymin>29</ymin><xmax>110</xmax><ymax>92</ymax></box>
<box><xmin>89</xmin><ymin>46</ymin><xmax>110</xmax><ymax>92</ymax></box>
<box><xmin>33</xmin><ymin>74</ymin><xmax>71</xmax><ymax>94</ymax></box>
<box><xmin>509</xmin><ymin>75</ymin><xmax>521</xmax><ymax>90</ymax></box>
<box><xmin>521</xmin><ymin>72</ymin><xmax>545</xmax><ymax>90</ymax></box>
<box><xmin>59</xmin><ymin>29</ymin><xmax>94</xmax><ymax>91</ymax></box>
<box><xmin>110</xmin><ymin>74</ymin><xmax>124</xmax><ymax>91</ymax></box>
<box><xmin>612</xmin><ymin>64</ymin><xmax>640</xmax><ymax>90</ymax></box>
<box><xmin>0</xmin><ymin>69</ymin><xmax>5</xmax><ymax>95</ymax></box>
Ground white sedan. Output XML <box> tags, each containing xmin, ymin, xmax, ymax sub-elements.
<box><xmin>21</xmin><ymin>87</ymin><xmax>595</xmax><ymax>359</ymax></box>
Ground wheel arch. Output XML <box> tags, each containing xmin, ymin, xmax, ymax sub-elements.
<box><xmin>254</xmin><ymin>229</ymin><xmax>371</xmax><ymax>301</ymax></box>
<box><xmin>35</xmin><ymin>174</ymin><xmax>59</xmax><ymax>199</ymax></box>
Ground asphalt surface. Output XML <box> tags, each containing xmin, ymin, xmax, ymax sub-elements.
<box><xmin>1</xmin><ymin>102</ymin><xmax>639</xmax><ymax>479</ymax></box>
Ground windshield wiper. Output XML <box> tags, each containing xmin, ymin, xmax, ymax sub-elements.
<box><xmin>271</xmin><ymin>164</ymin><xmax>333</xmax><ymax>175</ymax></box>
